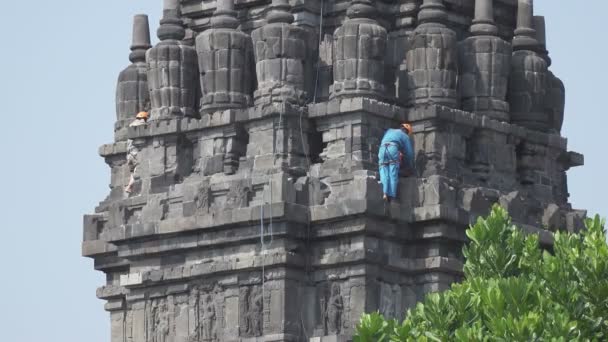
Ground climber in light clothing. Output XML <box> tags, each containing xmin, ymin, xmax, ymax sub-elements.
<box><xmin>124</xmin><ymin>111</ymin><xmax>149</xmax><ymax>194</ymax></box>
<box><xmin>378</xmin><ymin>123</ymin><xmax>415</xmax><ymax>201</ymax></box>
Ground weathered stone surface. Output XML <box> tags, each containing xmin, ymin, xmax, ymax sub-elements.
<box><xmin>115</xmin><ymin>15</ymin><xmax>151</xmax><ymax>141</ymax></box>
<box><xmin>330</xmin><ymin>0</ymin><xmax>387</xmax><ymax>100</ymax></box>
<box><xmin>534</xmin><ymin>16</ymin><xmax>565</xmax><ymax>133</ymax></box>
<box><xmin>85</xmin><ymin>2</ymin><xmax>585</xmax><ymax>341</ymax></box>
<box><xmin>406</xmin><ymin>0</ymin><xmax>458</xmax><ymax>108</ymax></box>
<box><xmin>251</xmin><ymin>0</ymin><xmax>309</xmax><ymax>107</ymax></box>
<box><xmin>147</xmin><ymin>0</ymin><xmax>198</xmax><ymax>119</ymax></box>
<box><xmin>196</xmin><ymin>0</ymin><xmax>254</xmax><ymax>113</ymax></box>
<box><xmin>508</xmin><ymin>0</ymin><xmax>551</xmax><ymax>131</ymax></box>
<box><xmin>459</xmin><ymin>0</ymin><xmax>511</xmax><ymax>122</ymax></box>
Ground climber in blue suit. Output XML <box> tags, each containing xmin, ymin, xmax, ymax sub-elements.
<box><xmin>378</xmin><ymin>123</ymin><xmax>415</xmax><ymax>201</ymax></box>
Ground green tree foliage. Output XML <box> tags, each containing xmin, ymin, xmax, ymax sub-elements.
<box><xmin>354</xmin><ymin>205</ymin><xmax>608</xmax><ymax>341</ymax></box>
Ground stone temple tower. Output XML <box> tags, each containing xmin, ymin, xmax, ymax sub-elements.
<box><xmin>83</xmin><ymin>0</ymin><xmax>585</xmax><ymax>341</ymax></box>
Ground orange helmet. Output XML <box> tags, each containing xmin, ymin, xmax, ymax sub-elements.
<box><xmin>401</xmin><ymin>123</ymin><xmax>413</xmax><ymax>135</ymax></box>
<box><xmin>136</xmin><ymin>111</ymin><xmax>149</xmax><ymax>120</ymax></box>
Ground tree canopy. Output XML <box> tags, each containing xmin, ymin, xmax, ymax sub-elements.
<box><xmin>354</xmin><ymin>205</ymin><xmax>608</xmax><ymax>341</ymax></box>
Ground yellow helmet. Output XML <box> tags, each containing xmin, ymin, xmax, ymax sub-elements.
<box><xmin>401</xmin><ymin>123</ymin><xmax>413</xmax><ymax>135</ymax></box>
<box><xmin>136</xmin><ymin>111</ymin><xmax>149</xmax><ymax>120</ymax></box>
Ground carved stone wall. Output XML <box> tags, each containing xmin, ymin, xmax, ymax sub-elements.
<box><xmin>85</xmin><ymin>0</ymin><xmax>584</xmax><ymax>341</ymax></box>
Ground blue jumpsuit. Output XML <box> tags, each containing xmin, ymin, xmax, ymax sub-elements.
<box><xmin>378</xmin><ymin>129</ymin><xmax>415</xmax><ymax>198</ymax></box>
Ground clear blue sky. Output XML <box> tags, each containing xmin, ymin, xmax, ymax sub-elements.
<box><xmin>0</xmin><ymin>1</ymin><xmax>604</xmax><ymax>341</ymax></box>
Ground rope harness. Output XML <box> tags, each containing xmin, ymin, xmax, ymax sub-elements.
<box><xmin>380</xmin><ymin>142</ymin><xmax>401</xmax><ymax>166</ymax></box>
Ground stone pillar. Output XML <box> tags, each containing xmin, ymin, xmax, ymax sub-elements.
<box><xmin>115</xmin><ymin>15</ymin><xmax>151</xmax><ymax>141</ymax></box>
<box><xmin>459</xmin><ymin>0</ymin><xmax>511</xmax><ymax>122</ymax></box>
<box><xmin>196</xmin><ymin>0</ymin><xmax>254</xmax><ymax>113</ymax></box>
<box><xmin>406</xmin><ymin>0</ymin><xmax>458</xmax><ymax>108</ymax></box>
<box><xmin>147</xmin><ymin>0</ymin><xmax>198</xmax><ymax>119</ymax></box>
<box><xmin>534</xmin><ymin>16</ymin><xmax>565</xmax><ymax>134</ymax></box>
<box><xmin>251</xmin><ymin>0</ymin><xmax>308</xmax><ymax>108</ymax></box>
<box><xmin>330</xmin><ymin>0</ymin><xmax>388</xmax><ymax>100</ymax></box>
<box><xmin>508</xmin><ymin>0</ymin><xmax>550</xmax><ymax>131</ymax></box>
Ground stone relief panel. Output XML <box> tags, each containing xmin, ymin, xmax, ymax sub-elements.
<box><xmin>239</xmin><ymin>285</ymin><xmax>264</xmax><ymax>337</ymax></box>
<box><xmin>320</xmin><ymin>282</ymin><xmax>344</xmax><ymax>335</ymax></box>
<box><xmin>378</xmin><ymin>283</ymin><xmax>403</xmax><ymax>320</ymax></box>
<box><xmin>187</xmin><ymin>285</ymin><xmax>224</xmax><ymax>342</ymax></box>
<box><xmin>144</xmin><ymin>297</ymin><xmax>175</xmax><ymax>342</ymax></box>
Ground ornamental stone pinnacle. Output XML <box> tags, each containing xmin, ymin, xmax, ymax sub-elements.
<box><xmin>509</xmin><ymin>0</ymin><xmax>550</xmax><ymax>131</ymax></box>
<box><xmin>115</xmin><ymin>14</ymin><xmax>151</xmax><ymax>141</ymax></box>
<box><xmin>459</xmin><ymin>0</ymin><xmax>511</xmax><ymax>122</ymax></box>
<box><xmin>147</xmin><ymin>0</ymin><xmax>198</xmax><ymax>119</ymax></box>
<box><xmin>406</xmin><ymin>0</ymin><xmax>458</xmax><ymax>107</ymax></box>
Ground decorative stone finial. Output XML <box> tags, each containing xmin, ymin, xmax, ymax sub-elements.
<box><xmin>196</xmin><ymin>0</ymin><xmax>253</xmax><ymax>113</ymax></box>
<box><xmin>211</xmin><ymin>0</ymin><xmax>239</xmax><ymax>29</ymax></box>
<box><xmin>252</xmin><ymin>0</ymin><xmax>307</xmax><ymax>107</ymax></box>
<box><xmin>346</xmin><ymin>0</ymin><xmax>377</xmax><ymax>20</ymax></box>
<box><xmin>331</xmin><ymin>0</ymin><xmax>387</xmax><ymax>100</ymax></box>
<box><xmin>418</xmin><ymin>0</ymin><xmax>448</xmax><ymax>25</ymax></box>
<box><xmin>470</xmin><ymin>0</ymin><xmax>498</xmax><ymax>35</ymax></box>
<box><xmin>513</xmin><ymin>0</ymin><xmax>538</xmax><ymax>50</ymax></box>
<box><xmin>406</xmin><ymin>0</ymin><xmax>457</xmax><ymax>107</ymax></box>
<box><xmin>129</xmin><ymin>15</ymin><xmax>151</xmax><ymax>63</ymax></box>
<box><xmin>533</xmin><ymin>16</ymin><xmax>546</xmax><ymax>49</ymax></box>
<box><xmin>267</xmin><ymin>0</ymin><xmax>294</xmax><ymax>24</ymax></box>
<box><xmin>459</xmin><ymin>0</ymin><xmax>511</xmax><ymax>121</ymax></box>
<box><xmin>147</xmin><ymin>0</ymin><xmax>198</xmax><ymax>119</ymax></box>
<box><xmin>533</xmin><ymin>15</ymin><xmax>551</xmax><ymax>65</ymax></box>
<box><xmin>157</xmin><ymin>0</ymin><xmax>185</xmax><ymax>41</ymax></box>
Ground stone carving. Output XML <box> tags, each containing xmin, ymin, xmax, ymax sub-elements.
<box><xmin>459</xmin><ymin>0</ymin><xmax>511</xmax><ymax>122</ymax></box>
<box><xmin>188</xmin><ymin>286</ymin><xmax>220</xmax><ymax>342</ymax></box>
<box><xmin>116</xmin><ymin>15</ymin><xmax>151</xmax><ymax>140</ymax></box>
<box><xmin>226</xmin><ymin>181</ymin><xmax>251</xmax><ymax>209</ymax></box>
<box><xmin>508</xmin><ymin>0</ymin><xmax>550</xmax><ymax>131</ymax></box>
<box><xmin>406</xmin><ymin>0</ymin><xmax>458</xmax><ymax>107</ymax></box>
<box><xmin>188</xmin><ymin>290</ymin><xmax>200</xmax><ymax>341</ymax></box>
<box><xmin>145</xmin><ymin>298</ymin><xmax>173</xmax><ymax>342</ymax></box>
<box><xmin>251</xmin><ymin>0</ymin><xmax>308</xmax><ymax>107</ymax></box>
<box><xmin>196</xmin><ymin>0</ymin><xmax>254</xmax><ymax>113</ymax></box>
<box><xmin>239</xmin><ymin>286</ymin><xmax>263</xmax><ymax>337</ymax></box>
<box><xmin>466</xmin><ymin>130</ymin><xmax>494</xmax><ymax>181</ymax></box>
<box><xmin>322</xmin><ymin>283</ymin><xmax>343</xmax><ymax>335</ymax></box>
<box><xmin>153</xmin><ymin>300</ymin><xmax>170</xmax><ymax>342</ymax></box>
<box><xmin>331</xmin><ymin>0</ymin><xmax>387</xmax><ymax>100</ymax></box>
<box><xmin>195</xmin><ymin>182</ymin><xmax>211</xmax><ymax>214</ymax></box>
<box><xmin>534</xmin><ymin>16</ymin><xmax>565</xmax><ymax>134</ymax></box>
<box><xmin>517</xmin><ymin>142</ymin><xmax>546</xmax><ymax>186</ymax></box>
<box><xmin>222</xmin><ymin>128</ymin><xmax>248</xmax><ymax>175</ymax></box>
<box><xmin>379</xmin><ymin>283</ymin><xmax>402</xmax><ymax>319</ymax></box>
<box><xmin>147</xmin><ymin>0</ymin><xmax>198</xmax><ymax>119</ymax></box>
<box><xmin>201</xmin><ymin>293</ymin><xmax>217</xmax><ymax>341</ymax></box>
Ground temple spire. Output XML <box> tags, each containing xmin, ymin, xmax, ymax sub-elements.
<box><xmin>406</xmin><ymin>0</ymin><xmax>458</xmax><ymax>107</ymax></box>
<box><xmin>129</xmin><ymin>14</ymin><xmax>151</xmax><ymax>63</ymax></box>
<box><xmin>147</xmin><ymin>0</ymin><xmax>198</xmax><ymax>119</ymax></box>
<box><xmin>513</xmin><ymin>0</ymin><xmax>538</xmax><ymax>50</ymax></box>
<box><xmin>533</xmin><ymin>15</ymin><xmax>551</xmax><ymax>65</ymax></box>
<box><xmin>346</xmin><ymin>0</ymin><xmax>377</xmax><ymax>20</ymax></box>
<box><xmin>267</xmin><ymin>0</ymin><xmax>294</xmax><ymax>24</ymax></box>
<box><xmin>211</xmin><ymin>0</ymin><xmax>239</xmax><ymax>29</ymax></box>
<box><xmin>418</xmin><ymin>0</ymin><xmax>448</xmax><ymax>25</ymax></box>
<box><xmin>157</xmin><ymin>0</ymin><xmax>185</xmax><ymax>41</ymax></box>
<box><xmin>470</xmin><ymin>0</ymin><xmax>498</xmax><ymax>36</ymax></box>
